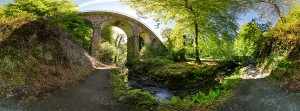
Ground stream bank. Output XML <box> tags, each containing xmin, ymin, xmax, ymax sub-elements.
<box><xmin>127</xmin><ymin>59</ymin><xmax>240</xmax><ymax>99</ymax></box>
<box><xmin>110</xmin><ymin>59</ymin><xmax>243</xmax><ymax>110</ymax></box>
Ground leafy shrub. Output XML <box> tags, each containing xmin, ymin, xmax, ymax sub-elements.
<box><xmin>140</xmin><ymin>46</ymin><xmax>155</xmax><ymax>59</ymax></box>
<box><xmin>56</xmin><ymin>14</ymin><xmax>93</xmax><ymax>50</ymax></box>
<box><xmin>99</xmin><ymin>42</ymin><xmax>117</xmax><ymax>63</ymax></box>
<box><xmin>1</xmin><ymin>0</ymin><xmax>93</xmax><ymax>50</ymax></box>
<box><xmin>111</xmin><ymin>63</ymin><xmax>241</xmax><ymax>110</ymax></box>
<box><xmin>116</xmin><ymin>44</ymin><xmax>127</xmax><ymax>66</ymax></box>
<box><xmin>144</xmin><ymin>57</ymin><xmax>174</xmax><ymax>67</ymax></box>
<box><xmin>101</xmin><ymin>27</ymin><xmax>114</xmax><ymax>44</ymax></box>
<box><xmin>234</xmin><ymin>22</ymin><xmax>262</xmax><ymax>57</ymax></box>
<box><xmin>110</xmin><ymin>68</ymin><xmax>157</xmax><ymax>111</ymax></box>
<box><xmin>277</xmin><ymin>59</ymin><xmax>296</xmax><ymax>72</ymax></box>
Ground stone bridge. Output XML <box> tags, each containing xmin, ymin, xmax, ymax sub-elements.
<box><xmin>79</xmin><ymin>10</ymin><xmax>166</xmax><ymax>62</ymax></box>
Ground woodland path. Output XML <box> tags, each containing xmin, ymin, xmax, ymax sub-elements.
<box><xmin>23</xmin><ymin>68</ymin><xmax>128</xmax><ymax>111</ymax></box>
<box><xmin>221</xmin><ymin>64</ymin><xmax>300</xmax><ymax>111</ymax></box>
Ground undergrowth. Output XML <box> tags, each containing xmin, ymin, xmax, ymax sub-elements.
<box><xmin>110</xmin><ymin>64</ymin><xmax>242</xmax><ymax>111</ymax></box>
<box><xmin>0</xmin><ymin>19</ymin><xmax>91</xmax><ymax>104</ymax></box>
<box><xmin>0</xmin><ymin>0</ymin><xmax>95</xmax><ymax>104</ymax></box>
<box><xmin>256</xmin><ymin>6</ymin><xmax>300</xmax><ymax>93</ymax></box>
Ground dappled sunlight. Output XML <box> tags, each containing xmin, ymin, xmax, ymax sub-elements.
<box><xmin>94</xmin><ymin>61</ymin><xmax>122</xmax><ymax>70</ymax></box>
<box><xmin>1</xmin><ymin>0</ymin><xmax>300</xmax><ymax>111</ymax></box>
<box><xmin>240</xmin><ymin>65</ymin><xmax>270</xmax><ymax>80</ymax></box>
<box><xmin>185</xmin><ymin>61</ymin><xmax>218</xmax><ymax>66</ymax></box>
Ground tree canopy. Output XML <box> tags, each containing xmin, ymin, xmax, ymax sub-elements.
<box><xmin>122</xmin><ymin>0</ymin><xmax>239</xmax><ymax>62</ymax></box>
<box><xmin>1</xmin><ymin>0</ymin><xmax>93</xmax><ymax>50</ymax></box>
<box><xmin>234</xmin><ymin>22</ymin><xmax>262</xmax><ymax>57</ymax></box>
<box><xmin>3</xmin><ymin>0</ymin><xmax>77</xmax><ymax>17</ymax></box>
<box><xmin>240</xmin><ymin>0</ymin><xmax>296</xmax><ymax>23</ymax></box>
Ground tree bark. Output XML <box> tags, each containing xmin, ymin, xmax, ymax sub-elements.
<box><xmin>194</xmin><ymin>23</ymin><xmax>201</xmax><ymax>63</ymax></box>
<box><xmin>180</xmin><ymin>35</ymin><xmax>187</xmax><ymax>61</ymax></box>
<box><xmin>114</xmin><ymin>35</ymin><xmax>119</xmax><ymax>63</ymax></box>
<box><xmin>270</xmin><ymin>0</ymin><xmax>286</xmax><ymax>23</ymax></box>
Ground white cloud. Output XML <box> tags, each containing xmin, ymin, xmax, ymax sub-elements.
<box><xmin>79</xmin><ymin>0</ymin><xmax>119</xmax><ymax>9</ymax></box>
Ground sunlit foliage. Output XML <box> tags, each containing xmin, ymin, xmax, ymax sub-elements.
<box><xmin>122</xmin><ymin>0</ymin><xmax>239</xmax><ymax>62</ymax></box>
<box><xmin>1</xmin><ymin>0</ymin><xmax>92</xmax><ymax>50</ymax></box>
<box><xmin>234</xmin><ymin>22</ymin><xmax>262</xmax><ymax>57</ymax></box>
<box><xmin>101</xmin><ymin>27</ymin><xmax>114</xmax><ymax>44</ymax></box>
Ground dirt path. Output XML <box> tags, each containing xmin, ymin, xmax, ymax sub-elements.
<box><xmin>221</xmin><ymin>65</ymin><xmax>300</xmax><ymax>111</ymax></box>
<box><xmin>23</xmin><ymin>69</ymin><xmax>128</xmax><ymax>111</ymax></box>
<box><xmin>0</xmin><ymin>99</ymin><xmax>22</xmax><ymax>111</ymax></box>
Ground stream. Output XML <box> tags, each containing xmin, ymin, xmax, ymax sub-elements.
<box><xmin>127</xmin><ymin>60</ymin><xmax>240</xmax><ymax>101</ymax></box>
<box><xmin>142</xmin><ymin>87</ymin><xmax>173</xmax><ymax>100</ymax></box>
<box><xmin>128</xmin><ymin>81</ymin><xmax>175</xmax><ymax>100</ymax></box>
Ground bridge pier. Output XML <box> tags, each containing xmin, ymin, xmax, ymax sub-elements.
<box><xmin>91</xmin><ymin>28</ymin><xmax>102</xmax><ymax>58</ymax></box>
<box><xmin>127</xmin><ymin>35</ymin><xmax>140</xmax><ymax>62</ymax></box>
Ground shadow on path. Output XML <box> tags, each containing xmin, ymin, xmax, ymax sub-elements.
<box><xmin>221</xmin><ymin>65</ymin><xmax>300</xmax><ymax>111</ymax></box>
<box><xmin>23</xmin><ymin>69</ymin><xmax>127</xmax><ymax>111</ymax></box>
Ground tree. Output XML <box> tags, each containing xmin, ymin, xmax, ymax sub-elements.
<box><xmin>4</xmin><ymin>0</ymin><xmax>77</xmax><ymax>17</ymax></box>
<box><xmin>101</xmin><ymin>27</ymin><xmax>114</xmax><ymax>44</ymax></box>
<box><xmin>2</xmin><ymin>0</ymin><xmax>93</xmax><ymax>51</ymax></box>
<box><xmin>121</xmin><ymin>0</ymin><xmax>239</xmax><ymax>63</ymax></box>
<box><xmin>114</xmin><ymin>34</ymin><xmax>125</xmax><ymax>63</ymax></box>
<box><xmin>234</xmin><ymin>22</ymin><xmax>262</xmax><ymax>57</ymax></box>
<box><xmin>160</xmin><ymin>28</ymin><xmax>173</xmax><ymax>50</ymax></box>
<box><xmin>0</xmin><ymin>6</ymin><xmax>4</xmax><ymax>21</ymax></box>
<box><xmin>160</xmin><ymin>28</ymin><xmax>172</xmax><ymax>40</ymax></box>
<box><xmin>243</xmin><ymin>0</ymin><xmax>295</xmax><ymax>23</ymax></box>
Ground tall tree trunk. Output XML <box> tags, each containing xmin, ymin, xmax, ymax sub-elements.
<box><xmin>270</xmin><ymin>0</ymin><xmax>286</xmax><ymax>23</ymax></box>
<box><xmin>180</xmin><ymin>35</ymin><xmax>187</xmax><ymax>61</ymax></box>
<box><xmin>114</xmin><ymin>35</ymin><xmax>120</xmax><ymax>63</ymax></box>
<box><xmin>194</xmin><ymin>22</ymin><xmax>201</xmax><ymax>63</ymax></box>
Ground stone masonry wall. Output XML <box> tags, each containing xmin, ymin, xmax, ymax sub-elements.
<box><xmin>58</xmin><ymin>30</ymin><xmax>101</xmax><ymax>69</ymax></box>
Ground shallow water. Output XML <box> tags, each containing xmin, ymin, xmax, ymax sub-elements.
<box><xmin>142</xmin><ymin>87</ymin><xmax>173</xmax><ymax>100</ymax></box>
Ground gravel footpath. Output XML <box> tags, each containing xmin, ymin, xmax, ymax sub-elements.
<box><xmin>221</xmin><ymin>65</ymin><xmax>300</xmax><ymax>111</ymax></box>
<box><xmin>23</xmin><ymin>69</ymin><xmax>128</xmax><ymax>111</ymax></box>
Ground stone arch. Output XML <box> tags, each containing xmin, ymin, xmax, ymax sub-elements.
<box><xmin>100</xmin><ymin>20</ymin><xmax>134</xmax><ymax>38</ymax></box>
<box><xmin>138</xmin><ymin>30</ymin><xmax>152</xmax><ymax>46</ymax></box>
<box><xmin>79</xmin><ymin>10</ymin><xmax>167</xmax><ymax>62</ymax></box>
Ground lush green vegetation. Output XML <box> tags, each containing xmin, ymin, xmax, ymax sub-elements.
<box><xmin>255</xmin><ymin>5</ymin><xmax>300</xmax><ymax>91</ymax></box>
<box><xmin>110</xmin><ymin>65</ymin><xmax>242</xmax><ymax>110</ymax></box>
<box><xmin>234</xmin><ymin>22</ymin><xmax>263</xmax><ymax>57</ymax></box>
<box><xmin>0</xmin><ymin>0</ymin><xmax>94</xmax><ymax>103</ymax></box>
<box><xmin>1</xmin><ymin>0</ymin><xmax>300</xmax><ymax>110</ymax></box>
<box><xmin>0</xmin><ymin>0</ymin><xmax>92</xmax><ymax>50</ymax></box>
<box><xmin>98</xmin><ymin>27</ymin><xmax>127</xmax><ymax>64</ymax></box>
<box><xmin>123</xmin><ymin>0</ymin><xmax>241</xmax><ymax>62</ymax></box>
<box><xmin>115</xmin><ymin>0</ymin><xmax>300</xmax><ymax>110</ymax></box>
<box><xmin>129</xmin><ymin>57</ymin><xmax>238</xmax><ymax>90</ymax></box>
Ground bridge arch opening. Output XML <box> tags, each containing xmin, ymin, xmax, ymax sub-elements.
<box><xmin>79</xmin><ymin>11</ymin><xmax>167</xmax><ymax>63</ymax></box>
<box><xmin>91</xmin><ymin>19</ymin><xmax>148</xmax><ymax>64</ymax></box>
